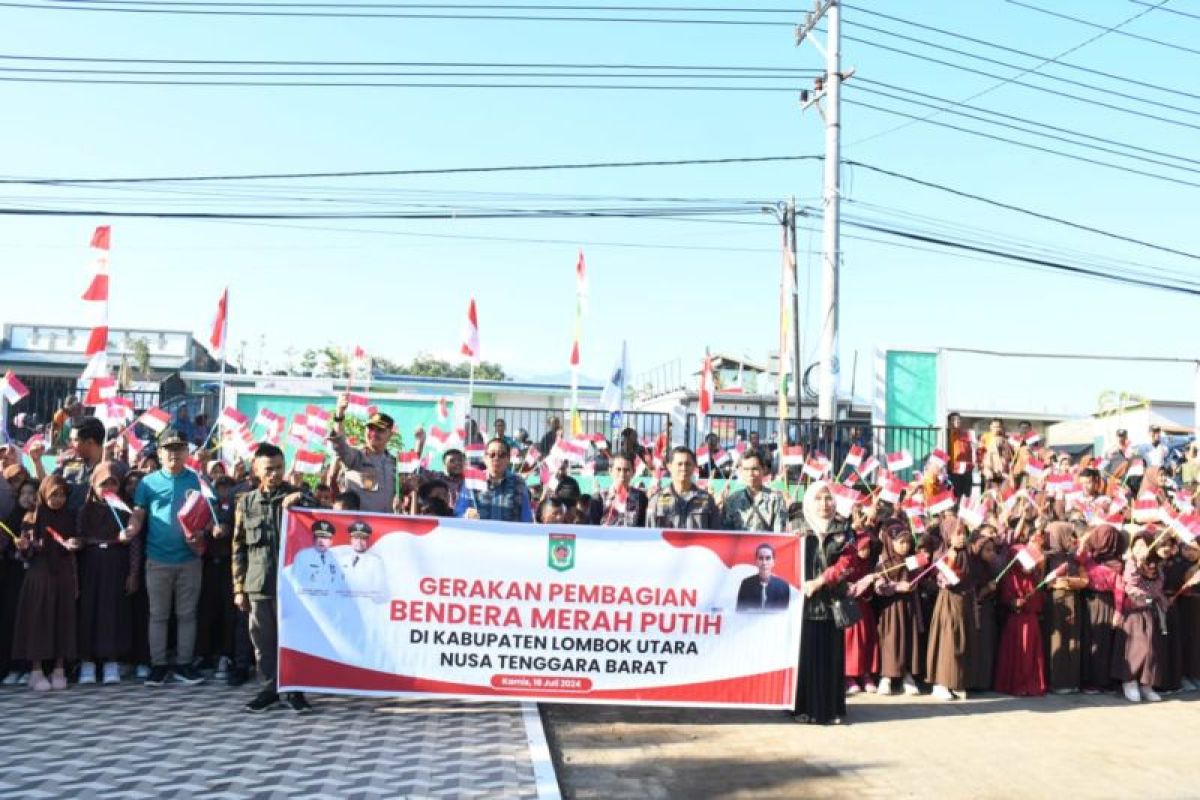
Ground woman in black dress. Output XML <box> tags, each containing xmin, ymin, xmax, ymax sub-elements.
<box><xmin>793</xmin><ymin>481</ymin><xmax>855</xmax><ymax>724</ymax></box>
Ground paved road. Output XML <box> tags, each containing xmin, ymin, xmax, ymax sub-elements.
<box><xmin>543</xmin><ymin>690</ymin><xmax>1200</xmax><ymax>799</ymax></box>
<box><xmin>1</xmin><ymin>682</ymin><xmax>542</xmax><ymax>799</ymax></box>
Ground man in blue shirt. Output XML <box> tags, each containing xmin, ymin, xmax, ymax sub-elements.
<box><xmin>455</xmin><ymin>438</ymin><xmax>533</xmax><ymax>522</ymax></box>
<box><xmin>125</xmin><ymin>428</ymin><xmax>208</xmax><ymax>686</ymax></box>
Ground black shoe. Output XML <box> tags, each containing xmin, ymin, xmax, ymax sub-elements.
<box><xmin>285</xmin><ymin>692</ymin><xmax>313</xmax><ymax>714</ymax></box>
<box><xmin>144</xmin><ymin>666</ymin><xmax>170</xmax><ymax>687</ymax></box>
<box><xmin>244</xmin><ymin>689</ymin><xmax>280</xmax><ymax>713</ymax></box>
<box><xmin>225</xmin><ymin>667</ymin><xmax>249</xmax><ymax>688</ymax></box>
<box><xmin>171</xmin><ymin>665</ymin><xmax>206</xmax><ymax>685</ymax></box>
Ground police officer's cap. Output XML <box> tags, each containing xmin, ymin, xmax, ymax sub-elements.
<box><xmin>348</xmin><ymin>520</ymin><xmax>373</xmax><ymax>538</ymax></box>
<box><xmin>158</xmin><ymin>427</ymin><xmax>189</xmax><ymax>449</ymax></box>
<box><xmin>311</xmin><ymin>520</ymin><xmax>336</xmax><ymax>539</ymax></box>
<box><xmin>366</xmin><ymin>412</ymin><xmax>395</xmax><ymax>431</ymax></box>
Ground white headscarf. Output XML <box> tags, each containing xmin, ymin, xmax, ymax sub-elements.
<box><xmin>802</xmin><ymin>480</ymin><xmax>834</xmax><ymax>536</ymax></box>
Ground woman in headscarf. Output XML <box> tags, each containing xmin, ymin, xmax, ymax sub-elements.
<box><xmin>120</xmin><ymin>470</ymin><xmax>151</xmax><ymax>678</ymax></box>
<box><xmin>994</xmin><ymin>522</ymin><xmax>1046</xmax><ymax>697</ymax></box>
<box><xmin>0</xmin><ymin>477</ymin><xmax>36</xmax><ymax>685</ymax></box>
<box><xmin>874</xmin><ymin>518</ymin><xmax>923</xmax><ymax>696</ymax></box>
<box><xmin>1153</xmin><ymin>534</ymin><xmax>1186</xmax><ymax>694</ymax></box>
<box><xmin>11</xmin><ymin>475</ymin><xmax>79</xmax><ymax>691</ymax></box>
<box><xmin>1113</xmin><ymin>532</ymin><xmax>1167</xmax><ymax>703</ymax></box>
<box><xmin>925</xmin><ymin>515</ymin><xmax>979</xmax><ymax>700</ymax></box>
<box><xmin>1041</xmin><ymin>522</ymin><xmax>1089</xmax><ymax>694</ymax></box>
<box><xmin>1078</xmin><ymin>524</ymin><xmax>1123</xmax><ymax>694</ymax></box>
<box><xmin>792</xmin><ymin>481</ymin><xmax>855</xmax><ymax>724</ymax></box>
<box><xmin>967</xmin><ymin>526</ymin><xmax>1001</xmax><ymax>692</ymax></box>
<box><xmin>75</xmin><ymin>462</ymin><xmax>134</xmax><ymax>685</ymax></box>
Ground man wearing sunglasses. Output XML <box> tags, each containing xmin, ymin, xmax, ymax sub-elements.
<box><xmin>455</xmin><ymin>438</ymin><xmax>533</xmax><ymax>523</ymax></box>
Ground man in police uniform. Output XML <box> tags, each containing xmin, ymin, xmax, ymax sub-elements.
<box><xmin>290</xmin><ymin>519</ymin><xmax>343</xmax><ymax>593</ymax></box>
<box><xmin>330</xmin><ymin>395</ymin><xmax>397</xmax><ymax>514</ymax></box>
<box><xmin>722</xmin><ymin>451</ymin><xmax>786</xmax><ymax>532</ymax></box>
<box><xmin>232</xmin><ymin>442</ymin><xmax>315</xmax><ymax>714</ymax></box>
<box><xmin>337</xmin><ymin>521</ymin><xmax>388</xmax><ymax>601</ymax></box>
<box><xmin>57</xmin><ymin>416</ymin><xmax>109</xmax><ymax>513</ymax></box>
<box><xmin>646</xmin><ymin>446</ymin><xmax>720</xmax><ymax>529</ymax></box>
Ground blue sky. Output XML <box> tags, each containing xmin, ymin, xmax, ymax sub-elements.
<box><xmin>0</xmin><ymin>0</ymin><xmax>1196</xmax><ymax>418</ymax></box>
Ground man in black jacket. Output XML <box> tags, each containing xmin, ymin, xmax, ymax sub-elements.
<box><xmin>736</xmin><ymin>543</ymin><xmax>790</xmax><ymax>612</ymax></box>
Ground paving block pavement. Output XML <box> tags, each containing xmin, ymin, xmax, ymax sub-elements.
<box><xmin>542</xmin><ymin>691</ymin><xmax>1200</xmax><ymax>800</ymax></box>
<box><xmin>0</xmin><ymin>682</ymin><xmax>543</xmax><ymax>799</ymax></box>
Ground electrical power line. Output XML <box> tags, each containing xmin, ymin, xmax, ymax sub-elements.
<box><xmin>1005</xmin><ymin>1</ymin><xmax>1200</xmax><ymax>57</ymax></box>
<box><xmin>1129</xmin><ymin>0</ymin><xmax>1200</xmax><ymax>21</ymax></box>
<box><xmin>843</xmin><ymin>97</ymin><xmax>1200</xmax><ymax>190</ymax></box>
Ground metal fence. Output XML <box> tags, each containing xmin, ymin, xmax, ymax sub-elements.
<box><xmin>471</xmin><ymin>406</ymin><xmax>669</xmax><ymax>448</ymax></box>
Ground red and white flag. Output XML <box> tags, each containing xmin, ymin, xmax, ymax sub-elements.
<box><xmin>857</xmin><ymin>455</ymin><xmax>880</xmax><ymax>481</ymax></box>
<box><xmin>926</xmin><ymin>490</ymin><xmax>956</xmax><ymax>516</ymax></box>
<box><xmin>1045</xmin><ymin>473</ymin><xmax>1074</xmax><ymax>496</ymax></box>
<box><xmin>904</xmin><ymin>552</ymin><xmax>930</xmax><ymax>572</ymax></box>
<box><xmin>1126</xmin><ymin>458</ymin><xmax>1146</xmax><ymax>478</ymax></box>
<box><xmin>102</xmin><ymin>490</ymin><xmax>133</xmax><ymax>515</ymax></box>
<box><xmin>22</xmin><ymin>434</ymin><xmax>46</xmax><ymax>455</ymax></box>
<box><xmin>465</xmin><ymin>443</ymin><xmax>486</xmax><ymax>462</ymax></box>
<box><xmin>305</xmin><ymin>405</ymin><xmax>331</xmax><ymax>438</ymax></box>
<box><xmin>0</xmin><ymin>370</ymin><xmax>29</xmax><ymax>405</ymax></box>
<box><xmin>84</xmin><ymin>376</ymin><xmax>117</xmax><ymax>406</ymax></box>
<box><xmin>397</xmin><ymin>451</ymin><xmax>420</xmax><ymax>474</ymax></box>
<box><xmin>844</xmin><ymin>444</ymin><xmax>865</xmax><ymax>468</ymax></box>
<box><xmin>802</xmin><ymin>457</ymin><xmax>829</xmax><ymax>481</ymax></box>
<box><xmin>1023</xmin><ymin>430</ymin><xmax>1042</xmax><ymax>446</ymax></box>
<box><xmin>697</xmin><ymin>352</ymin><xmax>714</xmax><ymax>434</ymax></box>
<box><xmin>208</xmin><ymin>287</ymin><xmax>229</xmax><ymax>358</ymax></box>
<box><xmin>879</xmin><ymin>474</ymin><xmax>907</xmax><ymax>504</ymax></box>
<box><xmin>288</xmin><ymin>416</ymin><xmax>310</xmax><ymax>448</ymax></box>
<box><xmin>350</xmin><ymin>344</ymin><xmax>369</xmax><ymax>377</ymax></box>
<box><xmin>958</xmin><ymin>496</ymin><xmax>985</xmax><ymax>528</ymax></box>
<box><xmin>121</xmin><ymin>428</ymin><xmax>145</xmax><ymax>457</ymax></box>
<box><xmin>460</xmin><ymin>297</ymin><xmax>481</xmax><ymax>365</ymax></box>
<box><xmin>523</xmin><ymin>446</ymin><xmax>542</xmax><ymax>468</ymax></box>
<box><xmin>885</xmin><ymin>450</ymin><xmax>913</xmax><ymax>472</ymax></box>
<box><xmin>1015</xmin><ymin>544</ymin><xmax>1041</xmax><ymax>572</ymax></box>
<box><xmin>552</xmin><ymin>438</ymin><xmax>588</xmax><ymax>465</ymax></box>
<box><xmin>464</xmin><ymin>467</ymin><xmax>488</xmax><ymax>493</ymax></box>
<box><xmin>345</xmin><ymin>393</ymin><xmax>370</xmax><ymax>419</ymax></box>
<box><xmin>218</xmin><ymin>406</ymin><xmax>249</xmax><ymax>430</ymax></box>
<box><xmin>1025</xmin><ymin>458</ymin><xmax>1046</xmax><ymax>480</ymax></box>
<box><xmin>934</xmin><ymin>556</ymin><xmax>961</xmax><ymax>586</ymax></box>
<box><xmin>293</xmin><ymin>450</ymin><xmax>326</xmax><ymax>475</ymax></box>
<box><xmin>901</xmin><ymin>496</ymin><xmax>926</xmax><ymax>520</ymax></box>
<box><xmin>99</xmin><ymin>397</ymin><xmax>134</xmax><ymax>426</ymax></box>
<box><xmin>1166</xmin><ymin>511</ymin><xmax>1200</xmax><ymax>544</ymax></box>
<box><xmin>436</xmin><ymin>397</ymin><xmax>450</xmax><ymax>423</ymax></box>
<box><xmin>926</xmin><ymin>448</ymin><xmax>949</xmax><ymax>471</ymax></box>
<box><xmin>137</xmin><ymin>407</ymin><xmax>170</xmax><ymax>434</ymax></box>
<box><xmin>780</xmin><ymin>445</ymin><xmax>806</xmax><ymax>467</ymax></box>
<box><xmin>1133</xmin><ymin>492</ymin><xmax>1163</xmax><ymax>524</ymax></box>
<box><xmin>830</xmin><ymin>483</ymin><xmax>862</xmax><ymax>517</ymax></box>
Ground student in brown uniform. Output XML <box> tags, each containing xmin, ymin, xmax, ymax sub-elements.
<box><xmin>925</xmin><ymin>515</ymin><xmax>977</xmax><ymax>701</ymax></box>
<box><xmin>12</xmin><ymin>476</ymin><xmax>79</xmax><ymax>691</ymax></box>
<box><xmin>1177</xmin><ymin>540</ymin><xmax>1200</xmax><ymax>692</ymax></box>
<box><xmin>1113</xmin><ymin>533</ymin><xmax>1166</xmax><ymax>703</ymax></box>
<box><xmin>873</xmin><ymin>519</ymin><xmax>923</xmax><ymax>696</ymax></box>
<box><xmin>1155</xmin><ymin>534</ymin><xmax>1186</xmax><ymax>694</ymax></box>
<box><xmin>1078</xmin><ymin>523</ymin><xmax>1123</xmax><ymax>694</ymax></box>
<box><xmin>968</xmin><ymin>527</ymin><xmax>1000</xmax><ymax>692</ymax></box>
<box><xmin>1042</xmin><ymin>521</ymin><xmax>1089</xmax><ymax>694</ymax></box>
<box><xmin>76</xmin><ymin>463</ymin><xmax>135</xmax><ymax>685</ymax></box>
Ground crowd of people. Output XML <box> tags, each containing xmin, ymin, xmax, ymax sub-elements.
<box><xmin>0</xmin><ymin>393</ymin><xmax>1197</xmax><ymax>725</ymax></box>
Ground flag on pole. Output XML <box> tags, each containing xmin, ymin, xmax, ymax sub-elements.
<box><xmin>599</xmin><ymin>340</ymin><xmax>628</xmax><ymax>415</ymax></box>
<box><xmin>102</xmin><ymin>490</ymin><xmax>133</xmax><ymax>515</ymax></box>
<box><xmin>926</xmin><ymin>490</ymin><xmax>956</xmax><ymax>516</ymax></box>
<box><xmin>830</xmin><ymin>483</ymin><xmax>862</xmax><ymax>517</ymax></box>
<box><xmin>345</xmin><ymin>393</ymin><xmax>370</xmax><ymax>419</ymax></box>
<box><xmin>958</xmin><ymin>496</ymin><xmax>985</xmax><ymax>528</ymax></box>
<box><xmin>777</xmin><ymin>222</ymin><xmax>795</xmax><ymax>422</ymax></box>
<box><xmin>218</xmin><ymin>406</ymin><xmax>249</xmax><ymax>430</ymax></box>
<box><xmin>350</xmin><ymin>344</ymin><xmax>369</xmax><ymax>377</ymax></box>
<box><xmin>904</xmin><ymin>552</ymin><xmax>930</xmax><ymax>572</ymax></box>
<box><xmin>293</xmin><ymin>450</ymin><xmax>326</xmax><ymax>475</ymax></box>
<box><xmin>934</xmin><ymin>556</ymin><xmax>961</xmax><ymax>586</ymax></box>
<box><xmin>84</xmin><ymin>376</ymin><xmax>117</xmax><ymax>406</ymax></box>
<box><xmin>1015</xmin><ymin>544</ymin><xmax>1041</xmax><ymax>571</ymax></box>
<box><xmin>81</xmin><ymin>226</ymin><xmax>112</xmax><ymax>403</ymax></box>
<box><xmin>209</xmin><ymin>287</ymin><xmax>229</xmax><ymax>358</ymax></box>
<box><xmin>857</xmin><ymin>455</ymin><xmax>880</xmax><ymax>481</ymax></box>
<box><xmin>697</xmin><ymin>350</ymin><xmax>714</xmax><ymax>435</ymax></box>
<box><xmin>879</xmin><ymin>475</ymin><xmax>907</xmax><ymax>504</ymax></box>
<box><xmin>122</xmin><ymin>428</ymin><xmax>145</xmax><ymax>457</ymax></box>
<box><xmin>926</xmin><ymin>449</ymin><xmax>949</xmax><ymax>471</ymax></box>
<box><xmin>464</xmin><ymin>467</ymin><xmax>488</xmax><ymax>493</ymax></box>
<box><xmin>0</xmin><ymin>371</ymin><xmax>29</xmax><ymax>405</ymax></box>
<box><xmin>397</xmin><ymin>451</ymin><xmax>420</xmax><ymax>475</ymax></box>
<box><xmin>460</xmin><ymin>298</ymin><xmax>480</xmax><ymax>365</ymax></box>
<box><xmin>137</xmin><ymin>407</ymin><xmax>170</xmax><ymax>434</ymax></box>
<box><xmin>885</xmin><ymin>450</ymin><xmax>913</xmax><ymax>472</ymax></box>
<box><xmin>779</xmin><ymin>445</ymin><xmax>806</xmax><ymax>467</ymax></box>
<box><xmin>569</xmin><ymin>251</ymin><xmax>587</xmax><ymax>437</ymax></box>
<box><xmin>844</xmin><ymin>444</ymin><xmax>864</xmax><ymax>469</ymax></box>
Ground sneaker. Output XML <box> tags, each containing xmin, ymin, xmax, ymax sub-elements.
<box><xmin>931</xmin><ymin>684</ymin><xmax>954</xmax><ymax>701</ymax></box>
<box><xmin>1122</xmin><ymin>681</ymin><xmax>1141</xmax><ymax>703</ymax></box>
<box><xmin>1181</xmin><ymin>677</ymin><xmax>1199</xmax><ymax>692</ymax></box>
<box><xmin>49</xmin><ymin>671</ymin><xmax>67</xmax><ymax>690</ymax></box>
<box><xmin>1139</xmin><ymin>685</ymin><xmax>1162</xmax><ymax>703</ymax></box>
<box><xmin>244</xmin><ymin>689</ymin><xmax>280</xmax><ymax>713</ymax></box>
<box><xmin>226</xmin><ymin>667</ymin><xmax>250</xmax><ymax>688</ymax></box>
<box><xmin>902</xmin><ymin>675</ymin><xmax>921</xmax><ymax>696</ymax></box>
<box><xmin>144</xmin><ymin>666</ymin><xmax>170</xmax><ymax>687</ymax></box>
<box><xmin>285</xmin><ymin>692</ymin><xmax>313</xmax><ymax>714</ymax></box>
<box><xmin>0</xmin><ymin>672</ymin><xmax>19</xmax><ymax>686</ymax></box>
<box><xmin>1052</xmin><ymin>687</ymin><xmax>1075</xmax><ymax>695</ymax></box>
<box><xmin>78</xmin><ymin>662</ymin><xmax>97</xmax><ymax>685</ymax></box>
<box><xmin>171</xmin><ymin>665</ymin><xmax>206</xmax><ymax>685</ymax></box>
<box><xmin>845</xmin><ymin>681</ymin><xmax>862</xmax><ymax>696</ymax></box>
<box><xmin>1082</xmin><ymin>686</ymin><xmax>1101</xmax><ymax>695</ymax></box>
<box><xmin>29</xmin><ymin>672</ymin><xmax>51</xmax><ymax>692</ymax></box>
<box><xmin>863</xmin><ymin>681</ymin><xmax>878</xmax><ymax>694</ymax></box>
<box><xmin>136</xmin><ymin>664</ymin><xmax>151</xmax><ymax>680</ymax></box>
<box><xmin>877</xmin><ymin>677</ymin><xmax>893</xmax><ymax>695</ymax></box>
<box><xmin>101</xmin><ymin>662</ymin><xmax>121</xmax><ymax>685</ymax></box>
<box><xmin>214</xmin><ymin>656</ymin><xmax>230</xmax><ymax>681</ymax></box>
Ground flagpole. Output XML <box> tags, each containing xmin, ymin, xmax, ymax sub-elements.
<box><xmin>217</xmin><ymin>288</ymin><xmax>229</xmax><ymax>428</ymax></box>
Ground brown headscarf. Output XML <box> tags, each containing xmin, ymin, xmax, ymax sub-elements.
<box><xmin>29</xmin><ymin>474</ymin><xmax>77</xmax><ymax>546</ymax></box>
<box><xmin>1043</xmin><ymin>521</ymin><xmax>1078</xmax><ymax>574</ymax></box>
<box><xmin>2</xmin><ymin>463</ymin><xmax>28</xmax><ymax>485</ymax></box>
<box><xmin>879</xmin><ymin>517</ymin><xmax>912</xmax><ymax>570</ymax></box>
<box><xmin>1084</xmin><ymin>524</ymin><xmax>1123</xmax><ymax>571</ymax></box>
<box><xmin>81</xmin><ymin>462</ymin><xmax>124</xmax><ymax>543</ymax></box>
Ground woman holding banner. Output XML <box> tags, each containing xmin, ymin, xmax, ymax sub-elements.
<box><xmin>793</xmin><ymin>481</ymin><xmax>854</xmax><ymax>725</ymax></box>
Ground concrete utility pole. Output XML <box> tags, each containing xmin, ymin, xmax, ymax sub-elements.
<box><xmin>796</xmin><ymin>0</ymin><xmax>844</xmax><ymax>421</ymax></box>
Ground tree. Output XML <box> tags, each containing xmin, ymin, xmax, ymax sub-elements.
<box><xmin>130</xmin><ymin>337</ymin><xmax>151</xmax><ymax>378</ymax></box>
